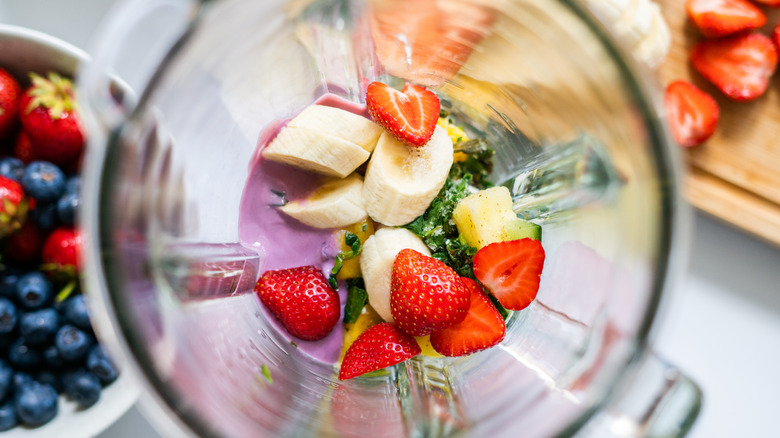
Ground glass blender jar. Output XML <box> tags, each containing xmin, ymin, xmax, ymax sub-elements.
<box><xmin>78</xmin><ymin>0</ymin><xmax>701</xmax><ymax>436</ymax></box>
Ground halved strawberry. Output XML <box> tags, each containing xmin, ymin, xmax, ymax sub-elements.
<box><xmin>255</xmin><ymin>265</ymin><xmax>340</xmax><ymax>341</ymax></box>
<box><xmin>390</xmin><ymin>248</ymin><xmax>470</xmax><ymax>336</ymax></box>
<box><xmin>665</xmin><ymin>80</ymin><xmax>720</xmax><ymax>147</ymax></box>
<box><xmin>472</xmin><ymin>238</ymin><xmax>545</xmax><ymax>311</ymax></box>
<box><xmin>0</xmin><ymin>67</ymin><xmax>21</xmax><ymax>141</ymax></box>
<box><xmin>338</xmin><ymin>322</ymin><xmax>421</xmax><ymax>380</ymax></box>
<box><xmin>429</xmin><ymin>278</ymin><xmax>505</xmax><ymax>357</ymax></box>
<box><xmin>0</xmin><ymin>175</ymin><xmax>32</xmax><ymax>239</ymax></box>
<box><xmin>686</xmin><ymin>0</ymin><xmax>766</xmax><ymax>38</ymax></box>
<box><xmin>691</xmin><ymin>33</ymin><xmax>778</xmax><ymax>101</ymax></box>
<box><xmin>366</xmin><ymin>82</ymin><xmax>440</xmax><ymax>147</ymax></box>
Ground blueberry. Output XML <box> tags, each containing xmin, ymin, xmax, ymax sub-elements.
<box><xmin>64</xmin><ymin>370</ymin><xmax>100</xmax><ymax>409</ymax></box>
<box><xmin>19</xmin><ymin>308</ymin><xmax>60</xmax><ymax>345</ymax></box>
<box><xmin>35</xmin><ymin>370</ymin><xmax>62</xmax><ymax>392</ymax></box>
<box><xmin>64</xmin><ymin>175</ymin><xmax>80</xmax><ymax>195</ymax></box>
<box><xmin>0</xmin><ymin>298</ymin><xmax>17</xmax><ymax>334</ymax></box>
<box><xmin>0</xmin><ymin>269</ymin><xmax>21</xmax><ymax>300</ymax></box>
<box><xmin>61</xmin><ymin>295</ymin><xmax>91</xmax><ymax>330</ymax></box>
<box><xmin>55</xmin><ymin>325</ymin><xmax>94</xmax><ymax>362</ymax></box>
<box><xmin>21</xmin><ymin>161</ymin><xmax>65</xmax><ymax>202</ymax></box>
<box><xmin>14</xmin><ymin>381</ymin><xmax>58</xmax><ymax>426</ymax></box>
<box><xmin>43</xmin><ymin>345</ymin><xmax>64</xmax><ymax>369</ymax></box>
<box><xmin>31</xmin><ymin>201</ymin><xmax>59</xmax><ymax>230</ymax></box>
<box><xmin>87</xmin><ymin>345</ymin><xmax>119</xmax><ymax>385</ymax></box>
<box><xmin>0</xmin><ymin>157</ymin><xmax>24</xmax><ymax>182</ymax></box>
<box><xmin>56</xmin><ymin>191</ymin><xmax>79</xmax><ymax>225</ymax></box>
<box><xmin>15</xmin><ymin>272</ymin><xmax>52</xmax><ymax>310</ymax></box>
<box><xmin>0</xmin><ymin>360</ymin><xmax>12</xmax><ymax>400</ymax></box>
<box><xmin>8</xmin><ymin>339</ymin><xmax>41</xmax><ymax>369</ymax></box>
<box><xmin>12</xmin><ymin>372</ymin><xmax>33</xmax><ymax>392</ymax></box>
<box><xmin>0</xmin><ymin>400</ymin><xmax>17</xmax><ymax>431</ymax></box>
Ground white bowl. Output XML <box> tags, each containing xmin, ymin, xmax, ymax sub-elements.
<box><xmin>0</xmin><ymin>23</ymin><xmax>140</xmax><ymax>438</ymax></box>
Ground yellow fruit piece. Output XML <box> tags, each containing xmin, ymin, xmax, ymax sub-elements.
<box><xmin>339</xmin><ymin>305</ymin><xmax>384</xmax><ymax>362</ymax></box>
<box><xmin>437</xmin><ymin>117</ymin><xmax>470</xmax><ymax>163</ymax></box>
<box><xmin>453</xmin><ymin>186</ymin><xmax>541</xmax><ymax>249</ymax></box>
<box><xmin>336</xmin><ymin>218</ymin><xmax>375</xmax><ymax>280</ymax></box>
<box><xmin>414</xmin><ymin>335</ymin><xmax>444</xmax><ymax>358</ymax></box>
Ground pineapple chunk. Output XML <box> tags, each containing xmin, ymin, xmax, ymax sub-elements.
<box><xmin>339</xmin><ymin>305</ymin><xmax>384</xmax><ymax>361</ymax></box>
<box><xmin>453</xmin><ymin>186</ymin><xmax>541</xmax><ymax>249</ymax></box>
<box><xmin>437</xmin><ymin>117</ymin><xmax>470</xmax><ymax>163</ymax></box>
<box><xmin>336</xmin><ymin>218</ymin><xmax>375</xmax><ymax>280</ymax></box>
<box><xmin>414</xmin><ymin>335</ymin><xmax>444</xmax><ymax>358</ymax></box>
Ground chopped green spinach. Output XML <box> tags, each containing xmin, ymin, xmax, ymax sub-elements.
<box><xmin>343</xmin><ymin>278</ymin><xmax>368</xmax><ymax>325</ymax></box>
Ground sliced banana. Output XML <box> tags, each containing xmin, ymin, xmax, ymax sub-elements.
<box><xmin>262</xmin><ymin>126</ymin><xmax>369</xmax><ymax>178</ymax></box>
<box><xmin>362</xmin><ymin>126</ymin><xmax>453</xmax><ymax>226</ymax></box>
<box><xmin>360</xmin><ymin>227</ymin><xmax>431</xmax><ymax>322</ymax></box>
<box><xmin>279</xmin><ymin>173</ymin><xmax>367</xmax><ymax>229</ymax></box>
<box><xmin>288</xmin><ymin>105</ymin><xmax>383</xmax><ymax>152</ymax></box>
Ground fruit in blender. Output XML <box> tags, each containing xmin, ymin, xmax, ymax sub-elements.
<box><xmin>473</xmin><ymin>238</ymin><xmax>545</xmax><ymax>311</ymax></box>
<box><xmin>338</xmin><ymin>322</ymin><xmax>421</xmax><ymax>380</ymax></box>
<box><xmin>279</xmin><ymin>173</ymin><xmax>367</xmax><ymax>229</ymax></box>
<box><xmin>365</xmin><ymin>82</ymin><xmax>440</xmax><ymax>147</ymax></box>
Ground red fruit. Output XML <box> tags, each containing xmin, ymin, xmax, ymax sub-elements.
<box><xmin>0</xmin><ymin>175</ymin><xmax>32</xmax><ymax>239</ymax></box>
<box><xmin>665</xmin><ymin>80</ymin><xmax>720</xmax><ymax>148</ymax></box>
<box><xmin>390</xmin><ymin>248</ymin><xmax>470</xmax><ymax>336</ymax></box>
<box><xmin>685</xmin><ymin>0</ymin><xmax>766</xmax><ymax>38</ymax></box>
<box><xmin>690</xmin><ymin>33</ymin><xmax>778</xmax><ymax>101</ymax></box>
<box><xmin>6</xmin><ymin>221</ymin><xmax>45</xmax><ymax>264</ymax></box>
<box><xmin>19</xmin><ymin>72</ymin><xmax>85</xmax><ymax>167</ymax></box>
<box><xmin>13</xmin><ymin>131</ymin><xmax>36</xmax><ymax>164</ymax></box>
<box><xmin>0</xmin><ymin>67</ymin><xmax>21</xmax><ymax>141</ymax></box>
<box><xmin>752</xmin><ymin>0</ymin><xmax>780</xmax><ymax>6</ymax></box>
<box><xmin>42</xmin><ymin>227</ymin><xmax>83</xmax><ymax>272</ymax></box>
<box><xmin>472</xmin><ymin>238</ymin><xmax>545</xmax><ymax>311</ymax></box>
<box><xmin>338</xmin><ymin>322</ymin><xmax>420</xmax><ymax>380</ymax></box>
<box><xmin>365</xmin><ymin>81</ymin><xmax>440</xmax><ymax>147</ymax></box>
<box><xmin>255</xmin><ymin>265</ymin><xmax>340</xmax><ymax>341</ymax></box>
<box><xmin>429</xmin><ymin>278</ymin><xmax>505</xmax><ymax>357</ymax></box>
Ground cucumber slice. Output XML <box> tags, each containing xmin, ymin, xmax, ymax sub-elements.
<box><xmin>504</xmin><ymin>217</ymin><xmax>542</xmax><ymax>241</ymax></box>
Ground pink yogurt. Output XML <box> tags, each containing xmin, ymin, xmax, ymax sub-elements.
<box><xmin>238</xmin><ymin>94</ymin><xmax>371</xmax><ymax>365</ymax></box>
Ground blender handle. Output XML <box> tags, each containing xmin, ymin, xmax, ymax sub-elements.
<box><xmin>78</xmin><ymin>0</ymin><xmax>198</xmax><ymax>130</ymax></box>
<box><xmin>578</xmin><ymin>350</ymin><xmax>702</xmax><ymax>437</ymax></box>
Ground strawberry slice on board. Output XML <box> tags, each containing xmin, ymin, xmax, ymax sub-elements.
<box><xmin>366</xmin><ymin>81</ymin><xmax>440</xmax><ymax>147</ymax></box>
<box><xmin>685</xmin><ymin>0</ymin><xmax>766</xmax><ymax>39</ymax></box>
<box><xmin>390</xmin><ymin>248</ymin><xmax>470</xmax><ymax>337</ymax></box>
<box><xmin>664</xmin><ymin>80</ymin><xmax>720</xmax><ymax>148</ymax></box>
<box><xmin>429</xmin><ymin>278</ymin><xmax>506</xmax><ymax>357</ymax></box>
<box><xmin>690</xmin><ymin>33</ymin><xmax>778</xmax><ymax>102</ymax></box>
<box><xmin>255</xmin><ymin>265</ymin><xmax>340</xmax><ymax>341</ymax></box>
<box><xmin>472</xmin><ymin>238</ymin><xmax>545</xmax><ymax>311</ymax></box>
<box><xmin>338</xmin><ymin>322</ymin><xmax>421</xmax><ymax>380</ymax></box>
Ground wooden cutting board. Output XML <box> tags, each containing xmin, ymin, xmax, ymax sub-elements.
<box><xmin>656</xmin><ymin>1</ymin><xmax>780</xmax><ymax>248</ymax></box>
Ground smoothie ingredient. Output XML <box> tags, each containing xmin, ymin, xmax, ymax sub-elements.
<box><xmin>0</xmin><ymin>68</ymin><xmax>21</xmax><ymax>141</ymax></box>
<box><xmin>335</xmin><ymin>219</ymin><xmax>375</xmax><ymax>280</ymax></box>
<box><xmin>13</xmin><ymin>131</ymin><xmax>35</xmax><ymax>164</ymax></box>
<box><xmin>365</xmin><ymin>82</ymin><xmax>440</xmax><ymax>147</ymax></box>
<box><xmin>413</xmin><ymin>335</ymin><xmax>443</xmax><ymax>358</ymax></box>
<box><xmin>21</xmin><ymin>160</ymin><xmax>65</xmax><ymax>202</ymax></box>
<box><xmin>287</xmin><ymin>105</ymin><xmax>383</xmax><ymax>151</ymax></box>
<box><xmin>360</xmin><ymin>227</ymin><xmax>431</xmax><ymax>323</ymax></box>
<box><xmin>255</xmin><ymin>265</ymin><xmax>340</xmax><ymax>341</ymax></box>
<box><xmin>429</xmin><ymin>277</ymin><xmax>505</xmax><ymax>357</ymax></box>
<box><xmin>343</xmin><ymin>278</ymin><xmax>368</xmax><ymax>325</ymax></box>
<box><xmin>19</xmin><ymin>73</ymin><xmax>84</xmax><ymax>167</ymax></box>
<box><xmin>41</xmin><ymin>227</ymin><xmax>82</xmax><ymax>275</ymax></box>
<box><xmin>664</xmin><ymin>80</ymin><xmax>719</xmax><ymax>147</ymax></box>
<box><xmin>279</xmin><ymin>173</ymin><xmax>367</xmax><ymax>229</ymax></box>
<box><xmin>690</xmin><ymin>32</ymin><xmax>777</xmax><ymax>101</ymax></box>
<box><xmin>685</xmin><ymin>0</ymin><xmax>765</xmax><ymax>38</ymax></box>
<box><xmin>362</xmin><ymin>126</ymin><xmax>453</xmax><ymax>226</ymax></box>
<box><xmin>453</xmin><ymin>186</ymin><xmax>541</xmax><ymax>250</ymax></box>
<box><xmin>390</xmin><ymin>248</ymin><xmax>470</xmax><ymax>337</ymax></box>
<box><xmin>262</xmin><ymin>127</ymin><xmax>371</xmax><ymax>178</ymax></box>
<box><xmin>339</xmin><ymin>304</ymin><xmax>384</xmax><ymax>361</ymax></box>
<box><xmin>0</xmin><ymin>175</ymin><xmax>31</xmax><ymax>239</ymax></box>
<box><xmin>338</xmin><ymin>322</ymin><xmax>421</xmax><ymax>380</ymax></box>
<box><xmin>473</xmin><ymin>238</ymin><xmax>545</xmax><ymax>311</ymax></box>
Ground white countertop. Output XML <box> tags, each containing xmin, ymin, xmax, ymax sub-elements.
<box><xmin>2</xmin><ymin>1</ymin><xmax>779</xmax><ymax>437</ymax></box>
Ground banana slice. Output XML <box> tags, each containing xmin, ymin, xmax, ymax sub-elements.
<box><xmin>279</xmin><ymin>173</ymin><xmax>367</xmax><ymax>228</ymax></box>
<box><xmin>360</xmin><ymin>227</ymin><xmax>431</xmax><ymax>322</ymax></box>
<box><xmin>288</xmin><ymin>105</ymin><xmax>383</xmax><ymax>152</ymax></box>
<box><xmin>262</xmin><ymin>126</ymin><xmax>369</xmax><ymax>178</ymax></box>
<box><xmin>362</xmin><ymin>126</ymin><xmax>453</xmax><ymax>226</ymax></box>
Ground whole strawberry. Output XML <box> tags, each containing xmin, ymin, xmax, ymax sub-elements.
<box><xmin>0</xmin><ymin>175</ymin><xmax>33</xmax><ymax>239</ymax></box>
<box><xmin>338</xmin><ymin>322</ymin><xmax>420</xmax><ymax>380</ymax></box>
<box><xmin>19</xmin><ymin>72</ymin><xmax>85</xmax><ymax>167</ymax></box>
<box><xmin>255</xmin><ymin>265</ymin><xmax>340</xmax><ymax>341</ymax></box>
<box><xmin>42</xmin><ymin>227</ymin><xmax>82</xmax><ymax>274</ymax></box>
<box><xmin>0</xmin><ymin>67</ymin><xmax>21</xmax><ymax>141</ymax></box>
<box><xmin>390</xmin><ymin>248</ymin><xmax>470</xmax><ymax>337</ymax></box>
